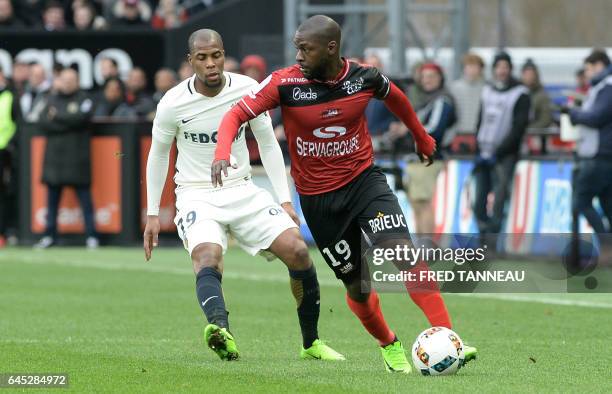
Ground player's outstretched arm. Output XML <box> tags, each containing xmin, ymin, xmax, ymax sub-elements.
<box><xmin>213</xmin><ymin>73</ymin><xmax>282</xmax><ymax>186</ymax></box>
<box><xmin>212</xmin><ymin>105</ymin><xmax>251</xmax><ymax>187</ymax></box>
<box><xmin>249</xmin><ymin>113</ymin><xmax>297</xmax><ymax>223</ymax></box>
<box><xmin>383</xmin><ymin>82</ymin><xmax>437</xmax><ymax>166</ymax></box>
<box><xmin>144</xmin><ymin>137</ymin><xmax>172</xmax><ymax>260</ymax></box>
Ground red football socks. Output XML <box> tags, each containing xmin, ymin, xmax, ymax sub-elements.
<box><xmin>404</xmin><ymin>262</ymin><xmax>452</xmax><ymax>328</ymax></box>
<box><xmin>346</xmin><ymin>290</ymin><xmax>396</xmax><ymax>346</ymax></box>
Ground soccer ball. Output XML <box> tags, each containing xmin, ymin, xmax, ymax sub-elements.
<box><xmin>411</xmin><ymin>327</ymin><xmax>465</xmax><ymax>376</ymax></box>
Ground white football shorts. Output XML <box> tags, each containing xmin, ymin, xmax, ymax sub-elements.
<box><xmin>174</xmin><ymin>181</ymin><xmax>297</xmax><ymax>257</ymax></box>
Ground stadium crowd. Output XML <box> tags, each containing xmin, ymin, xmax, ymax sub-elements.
<box><xmin>0</xmin><ymin>40</ymin><xmax>610</xmax><ymax>246</ymax></box>
<box><xmin>0</xmin><ymin>0</ymin><xmax>223</xmax><ymax>30</ymax></box>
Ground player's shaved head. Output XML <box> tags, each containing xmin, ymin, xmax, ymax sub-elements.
<box><xmin>297</xmin><ymin>15</ymin><xmax>341</xmax><ymax>47</ymax></box>
<box><xmin>188</xmin><ymin>28</ymin><xmax>226</xmax><ymax>94</ymax></box>
<box><xmin>188</xmin><ymin>29</ymin><xmax>224</xmax><ymax>53</ymax></box>
<box><xmin>293</xmin><ymin>15</ymin><xmax>343</xmax><ymax>80</ymax></box>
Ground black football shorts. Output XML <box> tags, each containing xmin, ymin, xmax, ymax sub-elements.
<box><xmin>300</xmin><ymin>166</ymin><xmax>411</xmax><ymax>281</ymax></box>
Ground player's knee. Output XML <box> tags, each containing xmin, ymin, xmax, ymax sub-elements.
<box><xmin>191</xmin><ymin>244</ymin><xmax>223</xmax><ymax>273</ymax></box>
<box><xmin>293</xmin><ymin>241</ymin><xmax>311</xmax><ymax>266</ymax></box>
<box><xmin>344</xmin><ymin>278</ymin><xmax>369</xmax><ymax>303</ymax></box>
<box><xmin>283</xmin><ymin>238</ymin><xmax>311</xmax><ymax>270</ymax></box>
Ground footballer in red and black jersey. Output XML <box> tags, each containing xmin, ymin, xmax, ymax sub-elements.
<box><xmin>212</xmin><ymin>15</ymin><xmax>468</xmax><ymax>369</ymax></box>
<box><xmin>228</xmin><ymin>59</ymin><xmax>391</xmax><ymax>194</ymax></box>
<box><xmin>215</xmin><ymin>57</ymin><xmax>435</xmax><ymax>196</ymax></box>
<box><xmin>213</xmin><ymin>13</ymin><xmax>438</xmax><ymax>275</ymax></box>
<box><xmin>193</xmin><ymin>16</ymin><xmax>478</xmax><ymax>372</ymax></box>
<box><xmin>214</xmin><ymin>58</ymin><xmax>436</xmax><ymax>278</ymax></box>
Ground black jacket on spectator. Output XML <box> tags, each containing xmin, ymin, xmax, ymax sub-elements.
<box><xmin>127</xmin><ymin>91</ymin><xmax>155</xmax><ymax>118</ymax></box>
<box><xmin>39</xmin><ymin>91</ymin><xmax>93</xmax><ymax>186</ymax></box>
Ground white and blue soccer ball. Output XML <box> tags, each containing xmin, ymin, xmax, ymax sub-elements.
<box><xmin>411</xmin><ymin>327</ymin><xmax>465</xmax><ymax>376</ymax></box>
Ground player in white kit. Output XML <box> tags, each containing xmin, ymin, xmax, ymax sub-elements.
<box><xmin>143</xmin><ymin>29</ymin><xmax>344</xmax><ymax>362</ymax></box>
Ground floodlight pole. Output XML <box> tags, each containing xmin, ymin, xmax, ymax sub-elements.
<box><xmin>284</xmin><ymin>0</ymin><xmax>299</xmax><ymax>67</ymax></box>
<box><xmin>498</xmin><ymin>0</ymin><xmax>507</xmax><ymax>50</ymax></box>
<box><xmin>387</xmin><ymin>0</ymin><xmax>406</xmax><ymax>76</ymax></box>
<box><xmin>452</xmin><ymin>0</ymin><xmax>470</xmax><ymax>79</ymax></box>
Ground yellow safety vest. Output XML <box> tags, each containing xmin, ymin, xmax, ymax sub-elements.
<box><xmin>0</xmin><ymin>90</ymin><xmax>17</xmax><ymax>150</ymax></box>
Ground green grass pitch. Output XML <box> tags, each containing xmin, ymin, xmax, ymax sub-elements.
<box><xmin>1</xmin><ymin>247</ymin><xmax>611</xmax><ymax>393</ymax></box>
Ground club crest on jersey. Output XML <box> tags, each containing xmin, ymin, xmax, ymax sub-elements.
<box><xmin>321</xmin><ymin>108</ymin><xmax>341</xmax><ymax>119</ymax></box>
<box><xmin>292</xmin><ymin>87</ymin><xmax>318</xmax><ymax>101</ymax></box>
<box><xmin>342</xmin><ymin>77</ymin><xmax>364</xmax><ymax>95</ymax></box>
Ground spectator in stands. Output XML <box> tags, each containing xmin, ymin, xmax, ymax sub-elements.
<box><xmin>363</xmin><ymin>55</ymin><xmax>396</xmax><ymax>142</ymax></box>
<box><xmin>42</xmin><ymin>1</ymin><xmax>66</xmax><ymax>31</ymax></box>
<box><xmin>567</xmin><ymin>49</ymin><xmax>612</xmax><ymax>233</ymax></box>
<box><xmin>125</xmin><ymin>66</ymin><xmax>154</xmax><ymax>117</ymax></box>
<box><xmin>50</xmin><ymin>62</ymin><xmax>64</xmax><ymax>93</ymax></box>
<box><xmin>177</xmin><ymin>60</ymin><xmax>192</xmax><ymax>80</ymax></box>
<box><xmin>73</xmin><ymin>2</ymin><xmax>106</xmax><ymax>30</ymax></box>
<box><xmin>93</xmin><ymin>76</ymin><xmax>137</xmax><ymax>119</ymax></box>
<box><xmin>14</xmin><ymin>0</ymin><xmax>44</xmax><ymax>26</ymax></box>
<box><xmin>473</xmin><ymin>52</ymin><xmax>530</xmax><ymax>234</ymax></box>
<box><xmin>10</xmin><ymin>60</ymin><xmax>30</xmax><ymax>97</ymax></box>
<box><xmin>99</xmin><ymin>57</ymin><xmax>120</xmax><ymax>82</ymax></box>
<box><xmin>21</xmin><ymin>63</ymin><xmax>51</xmax><ymax>122</ymax></box>
<box><xmin>111</xmin><ymin>0</ymin><xmax>151</xmax><ymax>27</ymax></box>
<box><xmin>0</xmin><ymin>64</ymin><xmax>21</xmax><ymax>248</ymax></box>
<box><xmin>0</xmin><ymin>0</ymin><xmax>24</xmax><ymax>28</ymax></box>
<box><xmin>224</xmin><ymin>56</ymin><xmax>240</xmax><ymax>73</ymax></box>
<box><xmin>240</xmin><ymin>55</ymin><xmax>267</xmax><ymax>83</ymax></box>
<box><xmin>151</xmin><ymin>0</ymin><xmax>186</xmax><ymax>29</ymax></box>
<box><xmin>73</xmin><ymin>2</ymin><xmax>93</xmax><ymax>29</ymax></box>
<box><xmin>399</xmin><ymin>63</ymin><xmax>456</xmax><ymax>234</ymax></box>
<box><xmin>153</xmin><ymin>68</ymin><xmax>177</xmax><ymax>104</ymax></box>
<box><xmin>35</xmin><ymin>67</ymin><xmax>98</xmax><ymax>249</ymax></box>
<box><xmin>450</xmin><ymin>53</ymin><xmax>485</xmax><ymax>134</ymax></box>
<box><xmin>521</xmin><ymin>59</ymin><xmax>552</xmax><ymax>129</ymax></box>
<box><xmin>575</xmin><ymin>68</ymin><xmax>589</xmax><ymax>96</ymax></box>
<box><xmin>407</xmin><ymin>61</ymin><xmax>426</xmax><ymax>109</ymax></box>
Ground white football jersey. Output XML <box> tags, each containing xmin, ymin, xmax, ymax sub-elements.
<box><xmin>152</xmin><ymin>72</ymin><xmax>272</xmax><ymax>189</ymax></box>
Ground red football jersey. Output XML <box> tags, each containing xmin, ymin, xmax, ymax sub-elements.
<box><xmin>236</xmin><ymin>59</ymin><xmax>391</xmax><ymax>195</ymax></box>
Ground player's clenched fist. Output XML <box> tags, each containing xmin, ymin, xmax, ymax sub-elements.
<box><xmin>143</xmin><ymin>215</ymin><xmax>161</xmax><ymax>261</ymax></box>
<box><xmin>415</xmin><ymin>134</ymin><xmax>436</xmax><ymax>167</ymax></box>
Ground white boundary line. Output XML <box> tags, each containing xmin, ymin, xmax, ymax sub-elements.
<box><xmin>453</xmin><ymin>293</ymin><xmax>612</xmax><ymax>308</ymax></box>
<box><xmin>3</xmin><ymin>255</ymin><xmax>611</xmax><ymax>309</ymax></box>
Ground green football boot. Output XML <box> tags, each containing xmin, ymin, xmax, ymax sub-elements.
<box><xmin>381</xmin><ymin>339</ymin><xmax>412</xmax><ymax>373</ymax></box>
<box><xmin>300</xmin><ymin>339</ymin><xmax>346</xmax><ymax>360</ymax></box>
<box><xmin>204</xmin><ymin>323</ymin><xmax>239</xmax><ymax>361</ymax></box>
<box><xmin>463</xmin><ymin>344</ymin><xmax>478</xmax><ymax>365</ymax></box>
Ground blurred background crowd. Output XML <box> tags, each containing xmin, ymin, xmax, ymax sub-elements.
<box><xmin>0</xmin><ymin>0</ymin><xmax>223</xmax><ymax>30</ymax></box>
